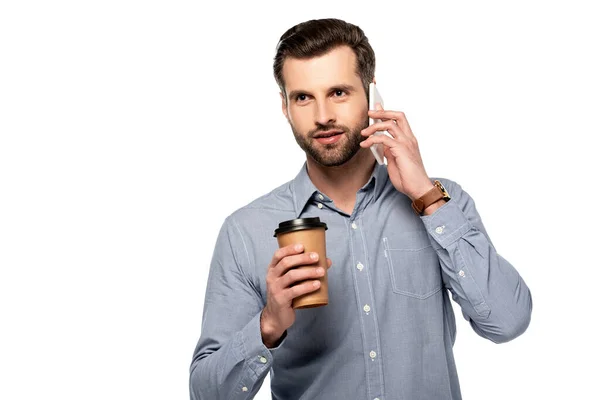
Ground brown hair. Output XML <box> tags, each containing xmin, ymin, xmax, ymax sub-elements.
<box><xmin>273</xmin><ymin>18</ymin><xmax>375</xmax><ymax>102</ymax></box>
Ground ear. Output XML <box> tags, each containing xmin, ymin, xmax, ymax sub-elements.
<box><xmin>372</xmin><ymin>76</ymin><xmax>376</xmax><ymax>84</ymax></box>
<box><xmin>280</xmin><ymin>92</ymin><xmax>289</xmax><ymax>120</ymax></box>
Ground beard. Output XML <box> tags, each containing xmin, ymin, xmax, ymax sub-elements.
<box><xmin>290</xmin><ymin>117</ymin><xmax>369</xmax><ymax>167</ymax></box>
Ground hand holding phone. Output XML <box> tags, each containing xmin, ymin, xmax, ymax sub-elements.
<box><xmin>368</xmin><ymin>82</ymin><xmax>386</xmax><ymax>165</ymax></box>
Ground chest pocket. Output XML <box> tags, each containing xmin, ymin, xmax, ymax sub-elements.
<box><xmin>383</xmin><ymin>231</ymin><xmax>442</xmax><ymax>299</ymax></box>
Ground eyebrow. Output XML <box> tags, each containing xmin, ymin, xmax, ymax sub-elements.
<box><xmin>288</xmin><ymin>84</ymin><xmax>358</xmax><ymax>101</ymax></box>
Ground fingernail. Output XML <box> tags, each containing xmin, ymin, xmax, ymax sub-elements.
<box><xmin>310</xmin><ymin>252</ymin><xmax>318</xmax><ymax>260</ymax></box>
<box><xmin>295</xmin><ymin>244</ymin><xmax>303</xmax><ymax>251</ymax></box>
<box><xmin>313</xmin><ymin>281</ymin><xmax>320</xmax><ymax>287</ymax></box>
<box><xmin>316</xmin><ymin>267</ymin><xmax>324</xmax><ymax>274</ymax></box>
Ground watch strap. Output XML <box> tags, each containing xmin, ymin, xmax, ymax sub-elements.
<box><xmin>411</xmin><ymin>180</ymin><xmax>450</xmax><ymax>216</ymax></box>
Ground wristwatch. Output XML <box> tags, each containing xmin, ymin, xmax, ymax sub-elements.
<box><xmin>411</xmin><ymin>180</ymin><xmax>451</xmax><ymax>216</ymax></box>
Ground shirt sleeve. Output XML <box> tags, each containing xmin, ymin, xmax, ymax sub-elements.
<box><xmin>189</xmin><ymin>216</ymin><xmax>288</xmax><ymax>399</ymax></box>
<box><xmin>420</xmin><ymin>179</ymin><xmax>533</xmax><ymax>343</ymax></box>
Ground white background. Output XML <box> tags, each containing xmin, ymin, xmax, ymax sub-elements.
<box><xmin>1</xmin><ymin>1</ymin><xmax>598</xmax><ymax>399</ymax></box>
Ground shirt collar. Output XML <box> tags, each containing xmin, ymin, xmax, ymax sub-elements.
<box><xmin>291</xmin><ymin>161</ymin><xmax>388</xmax><ymax>217</ymax></box>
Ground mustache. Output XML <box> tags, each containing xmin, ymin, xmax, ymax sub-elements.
<box><xmin>309</xmin><ymin>124</ymin><xmax>349</xmax><ymax>138</ymax></box>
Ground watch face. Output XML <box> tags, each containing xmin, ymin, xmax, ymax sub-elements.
<box><xmin>435</xmin><ymin>180</ymin><xmax>451</xmax><ymax>200</ymax></box>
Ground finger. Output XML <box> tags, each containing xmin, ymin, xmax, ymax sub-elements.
<box><xmin>361</xmin><ymin>120</ymin><xmax>401</xmax><ymax>139</ymax></box>
<box><xmin>370</xmin><ymin>104</ymin><xmax>395</xmax><ymax>125</ymax></box>
<box><xmin>280</xmin><ymin>265</ymin><xmax>324</xmax><ymax>289</ymax></box>
<box><xmin>359</xmin><ymin>133</ymin><xmax>400</xmax><ymax>150</ymax></box>
<box><xmin>284</xmin><ymin>279</ymin><xmax>321</xmax><ymax>303</ymax></box>
<box><xmin>368</xmin><ymin>110</ymin><xmax>414</xmax><ymax>137</ymax></box>
<box><xmin>368</xmin><ymin>109</ymin><xmax>405</xmax><ymax>121</ymax></box>
<box><xmin>270</xmin><ymin>243</ymin><xmax>304</xmax><ymax>269</ymax></box>
<box><xmin>326</xmin><ymin>258</ymin><xmax>332</xmax><ymax>269</ymax></box>
<box><xmin>273</xmin><ymin>251</ymin><xmax>319</xmax><ymax>278</ymax></box>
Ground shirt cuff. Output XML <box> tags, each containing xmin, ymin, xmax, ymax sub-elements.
<box><xmin>420</xmin><ymin>199</ymin><xmax>472</xmax><ymax>249</ymax></box>
<box><xmin>240</xmin><ymin>311</ymin><xmax>287</xmax><ymax>377</ymax></box>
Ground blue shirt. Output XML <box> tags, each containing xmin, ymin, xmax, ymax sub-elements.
<box><xmin>189</xmin><ymin>162</ymin><xmax>532</xmax><ymax>400</ymax></box>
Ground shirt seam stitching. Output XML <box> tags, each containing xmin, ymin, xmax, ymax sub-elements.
<box><xmin>230</xmin><ymin>216</ymin><xmax>257</xmax><ymax>292</ymax></box>
<box><xmin>347</xmin><ymin>216</ymin><xmax>372</xmax><ymax>400</ymax></box>
<box><xmin>456</xmin><ymin>243</ymin><xmax>491</xmax><ymax>317</ymax></box>
<box><xmin>230</xmin><ymin>217</ymin><xmax>251</xmax><ymax>265</ymax></box>
<box><xmin>358</xmin><ymin>215</ymin><xmax>386</xmax><ymax>398</ymax></box>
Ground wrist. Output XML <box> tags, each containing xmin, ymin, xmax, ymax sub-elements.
<box><xmin>260</xmin><ymin>309</ymin><xmax>284</xmax><ymax>348</ymax></box>
<box><xmin>410</xmin><ymin>179</ymin><xmax>451</xmax><ymax>216</ymax></box>
<box><xmin>409</xmin><ymin>182</ymin><xmax>435</xmax><ymax>202</ymax></box>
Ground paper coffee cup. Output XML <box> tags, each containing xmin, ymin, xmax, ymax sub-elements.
<box><xmin>274</xmin><ymin>217</ymin><xmax>329</xmax><ymax>309</ymax></box>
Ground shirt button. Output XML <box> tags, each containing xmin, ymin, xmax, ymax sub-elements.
<box><xmin>317</xmin><ymin>203</ymin><xmax>323</xmax><ymax>209</ymax></box>
<box><xmin>259</xmin><ymin>356</ymin><xmax>267</xmax><ymax>364</ymax></box>
<box><xmin>369</xmin><ymin>350</ymin><xmax>377</xmax><ymax>359</ymax></box>
<box><xmin>242</xmin><ymin>387</ymin><xmax>248</xmax><ymax>392</ymax></box>
<box><xmin>318</xmin><ymin>194</ymin><xmax>324</xmax><ymax>200</ymax></box>
<box><xmin>356</xmin><ymin>262</ymin><xmax>364</xmax><ymax>271</ymax></box>
<box><xmin>363</xmin><ymin>304</ymin><xmax>371</xmax><ymax>313</ymax></box>
<box><xmin>459</xmin><ymin>270</ymin><xmax>465</xmax><ymax>277</ymax></box>
<box><xmin>351</xmin><ymin>222</ymin><xmax>358</xmax><ymax>229</ymax></box>
<box><xmin>435</xmin><ymin>225</ymin><xmax>445</xmax><ymax>234</ymax></box>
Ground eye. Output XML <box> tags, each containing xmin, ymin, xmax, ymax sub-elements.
<box><xmin>333</xmin><ymin>89</ymin><xmax>346</xmax><ymax>97</ymax></box>
<box><xmin>296</xmin><ymin>94</ymin><xmax>308</xmax><ymax>102</ymax></box>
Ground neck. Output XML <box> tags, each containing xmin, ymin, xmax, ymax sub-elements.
<box><xmin>306</xmin><ymin>148</ymin><xmax>377</xmax><ymax>214</ymax></box>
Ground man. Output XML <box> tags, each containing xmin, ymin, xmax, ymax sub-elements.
<box><xmin>189</xmin><ymin>18</ymin><xmax>532</xmax><ymax>400</ymax></box>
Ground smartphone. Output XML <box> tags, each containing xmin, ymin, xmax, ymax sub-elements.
<box><xmin>368</xmin><ymin>82</ymin><xmax>386</xmax><ymax>165</ymax></box>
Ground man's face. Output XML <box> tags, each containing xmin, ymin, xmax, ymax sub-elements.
<box><xmin>280</xmin><ymin>45</ymin><xmax>369</xmax><ymax>167</ymax></box>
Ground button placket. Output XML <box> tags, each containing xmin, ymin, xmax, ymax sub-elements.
<box><xmin>350</xmin><ymin>216</ymin><xmax>384</xmax><ymax>397</ymax></box>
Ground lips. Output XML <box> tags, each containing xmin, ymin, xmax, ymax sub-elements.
<box><xmin>313</xmin><ymin>130</ymin><xmax>343</xmax><ymax>138</ymax></box>
<box><xmin>314</xmin><ymin>130</ymin><xmax>344</xmax><ymax>145</ymax></box>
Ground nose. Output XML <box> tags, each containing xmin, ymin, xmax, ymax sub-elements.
<box><xmin>314</xmin><ymin>100</ymin><xmax>336</xmax><ymax>126</ymax></box>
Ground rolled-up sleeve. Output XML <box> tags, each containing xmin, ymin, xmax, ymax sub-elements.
<box><xmin>420</xmin><ymin>179</ymin><xmax>533</xmax><ymax>344</ymax></box>
<box><xmin>189</xmin><ymin>216</ymin><xmax>286</xmax><ymax>399</ymax></box>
